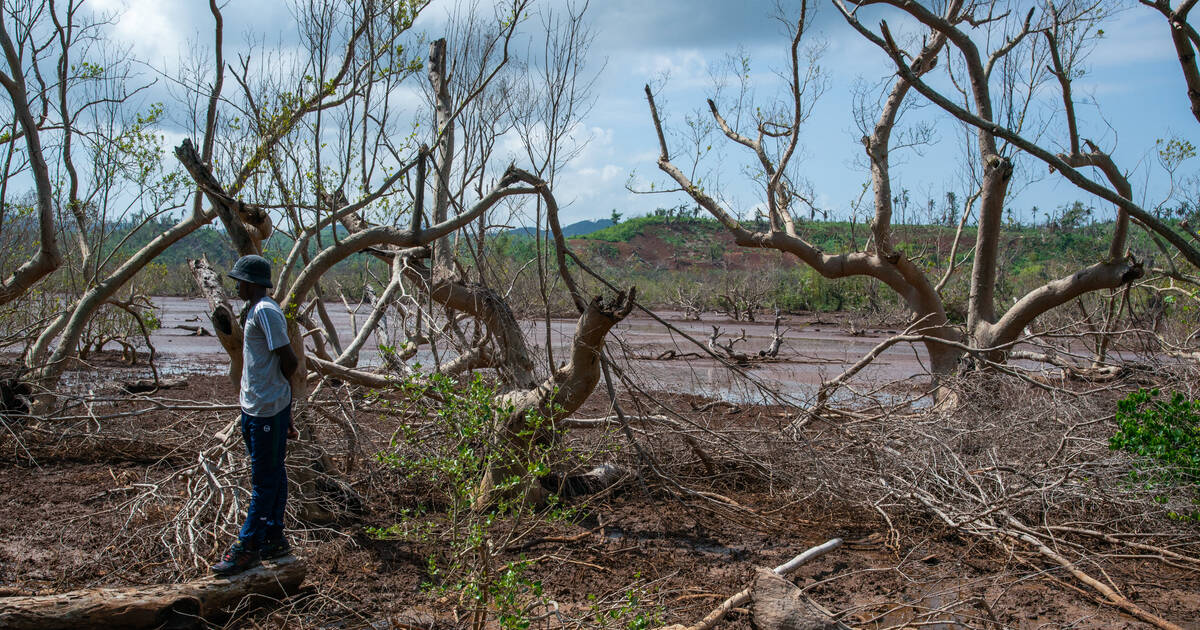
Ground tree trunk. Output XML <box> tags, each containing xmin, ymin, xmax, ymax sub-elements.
<box><xmin>0</xmin><ymin>557</ymin><xmax>305</xmax><ymax>630</ymax></box>
<box><xmin>189</xmin><ymin>255</ymin><xmax>244</xmax><ymax>388</ymax></box>
<box><xmin>473</xmin><ymin>291</ymin><xmax>635</xmax><ymax>511</ymax></box>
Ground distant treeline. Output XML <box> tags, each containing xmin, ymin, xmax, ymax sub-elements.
<box><xmin>5</xmin><ymin>209</ymin><xmax>1183</xmax><ymax>318</ymax></box>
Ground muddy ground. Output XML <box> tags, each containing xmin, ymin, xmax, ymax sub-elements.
<box><xmin>2</xmin><ymin>350</ymin><xmax>1199</xmax><ymax>630</ymax></box>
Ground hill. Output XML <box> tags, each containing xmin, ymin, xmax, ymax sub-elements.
<box><xmin>504</xmin><ymin>218</ymin><xmax>614</xmax><ymax>238</ymax></box>
<box><xmin>74</xmin><ymin>211</ymin><xmax>1171</xmax><ymax>317</ymax></box>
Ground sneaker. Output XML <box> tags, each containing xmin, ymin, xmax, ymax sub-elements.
<box><xmin>210</xmin><ymin>541</ymin><xmax>260</xmax><ymax>575</ymax></box>
<box><xmin>259</xmin><ymin>537</ymin><xmax>292</xmax><ymax>560</ymax></box>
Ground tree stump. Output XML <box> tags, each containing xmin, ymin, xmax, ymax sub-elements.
<box><xmin>750</xmin><ymin>568</ymin><xmax>849</xmax><ymax>630</ymax></box>
<box><xmin>0</xmin><ymin>556</ymin><xmax>305</xmax><ymax>630</ymax></box>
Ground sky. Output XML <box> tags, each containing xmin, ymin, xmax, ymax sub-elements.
<box><xmin>85</xmin><ymin>0</ymin><xmax>1196</xmax><ymax>228</ymax></box>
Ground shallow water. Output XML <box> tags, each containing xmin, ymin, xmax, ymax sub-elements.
<box><xmin>148</xmin><ymin>297</ymin><xmax>934</xmax><ymax>404</ymax></box>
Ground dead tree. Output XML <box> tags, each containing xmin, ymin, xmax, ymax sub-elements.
<box><xmin>176</xmin><ymin>6</ymin><xmax>631</xmax><ymax>512</ymax></box>
<box><xmin>646</xmin><ymin>1</ymin><xmax>963</xmax><ymax>377</ymax></box>
<box><xmin>22</xmin><ymin>0</ymin><xmax>336</xmax><ymax>391</ymax></box>
<box><xmin>1142</xmin><ymin>0</ymin><xmax>1200</xmax><ymax>124</ymax></box>
<box><xmin>760</xmin><ymin>311</ymin><xmax>785</xmax><ymax>358</ymax></box>
<box><xmin>673</xmin><ymin>285</ymin><xmax>705</xmax><ymax>320</ymax></box>
<box><xmin>708</xmin><ymin>326</ymin><xmax>752</xmax><ymax>365</ymax></box>
<box><xmin>839</xmin><ymin>0</ymin><xmax>1200</xmax><ymax>273</ymax></box>
<box><xmin>647</xmin><ymin>1</ymin><xmax>1166</xmax><ymax>384</ymax></box>
<box><xmin>0</xmin><ymin>7</ymin><xmax>63</xmax><ymax>306</ymax></box>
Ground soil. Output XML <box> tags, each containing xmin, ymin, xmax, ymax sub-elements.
<box><xmin>3</xmin><ymin>364</ymin><xmax>1199</xmax><ymax>629</ymax></box>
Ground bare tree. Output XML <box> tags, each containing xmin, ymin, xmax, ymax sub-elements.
<box><xmin>0</xmin><ymin>0</ymin><xmax>194</xmax><ymax>395</ymax></box>
<box><xmin>0</xmin><ymin>0</ymin><xmax>68</xmax><ymax>306</ymax></box>
<box><xmin>645</xmin><ymin>1</ymin><xmax>964</xmax><ymax>375</ymax></box>
<box><xmin>1142</xmin><ymin>0</ymin><xmax>1200</xmax><ymax>124</ymax></box>
<box><xmin>170</xmin><ymin>0</ymin><xmax>632</xmax><ymax>510</ymax></box>
<box><xmin>644</xmin><ymin>1</ymin><xmax>1198</xmax><ymax>381</ymax></box>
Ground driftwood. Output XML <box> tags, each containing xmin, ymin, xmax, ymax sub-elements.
<box><xmin>657</xmin><ymin>538</ymin><xmax>843</xmax><ymax>630</ymax></box>
<box><xmin>751</xmin><ymin>568</ymin><xmax>849</xmax><ymax>630</ymax></box>
<box><xmin>0</xmin><ymin>556</ymin><xmax>306</xmax><ymax>630</ymax></box>
<box><xmin>174</xmin><ymin>325</ymin><xmax>212</xmax><ymax>337</ymax></box>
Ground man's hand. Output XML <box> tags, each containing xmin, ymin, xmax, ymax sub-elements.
<box><xmin>287</xmin><ymin>425</ymin><xmax>299</xmax><ymax>440</ymax></box>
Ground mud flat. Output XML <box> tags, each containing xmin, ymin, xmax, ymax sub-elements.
<box><xmin>149</xmin><ymin>297</ymin><xmax>933</xmax><ymax>403</ymax></box>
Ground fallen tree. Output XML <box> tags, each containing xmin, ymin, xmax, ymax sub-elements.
<box><xmin>0</xmin><ymin>556</ymin><xmax>305</xmax><ymax>630</ymax></box>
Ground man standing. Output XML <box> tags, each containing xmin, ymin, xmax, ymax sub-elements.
<box><xmin>212</xmin><ymin>254</ymin><xmax>300</xmax><ymax>575</ymax></box>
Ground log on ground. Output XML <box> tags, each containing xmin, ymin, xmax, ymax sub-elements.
<box><xmin>0</xmin><ymin>556</ymin><xmax>306</xmax><ymax>630</ymax></box>
<box><xmin>750</xmin><ymin>567</ymin><xmax>850</xmax><ymax>630</ymax></box>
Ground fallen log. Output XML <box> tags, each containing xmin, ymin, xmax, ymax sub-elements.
<box><xmin>657</xmin><ymin>538</ymin><xmax>843</xmax><ymax>630</ymax></box>
<box><xmin>174</xmin><ymin>324</ymin><xmax>212</xmax><ymax>336</ymax></box>
<box><xmin>751</xmin><ymin>568</ymin><xmax>849</xmax><ymax>630</ymax></box>
<box><xmin>0</xmin><ymin>556</ymin><xmax>306</xmax><ymax>630</ymax></box>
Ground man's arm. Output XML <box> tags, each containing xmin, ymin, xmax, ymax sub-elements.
<box><xmin>275</xmin><ymin>343</ymin><xmax>299</xmax><ymax>382</ymax></box>
<box><xmin>274</xmin><ymin>343</ymin><xmax>299</xmax><ymax>439</ymax></box>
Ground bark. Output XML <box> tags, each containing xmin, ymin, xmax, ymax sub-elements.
<box><xmin>865</xmin><ymin>11</ymin><xmax>955</xmax><ymax>256</ymax></box>
<box><xmin>0</xmin><ymin>19</ymin><xmax>63</xmax><ymax>306</ymax></box>
<box><xmin>175</xmin><ymin>139</ymin><xmax>271</xmax><ymax>256</ymax></box>
<box><xmin>428</xmin><ymin>38</ymin><xmax>455</xmax><ymax>274</ymax></box>
<box><xmin>473</xmin><ymin>290</ymin><xmax>635</xmax><ymax>511</ymax></box>
<box><xmin>0</xmin><ymin>556</ymin><xmax>305</xmax><ymax>630</ymax></box>
<box><xmin>189</xmin><ymin>255</ymin><xmax>244</xmax><ymax>388</ymax></box>
<box><xmin>977</xmin><ymin>258</ymin><xmax>1143</xmax><ymax>351</ymax></box>
<box><xmin>750</xmin><ymin>568</ymin><xmax>848</xmax><ymax>630</ymax></box>
<box><xmin>967</xmin><ymin>154</ymin><xmax>1013</xmax><ymax>330</ymax></box>
<box><xmin>1152</xmin><ymin>0</ymin><xmax>1200</xmax><ymax>124</ymax></box>
<box><xmin>307</xmin><ymin>354</ymin><xmax>394</xmax><ymax>389</ymax></box>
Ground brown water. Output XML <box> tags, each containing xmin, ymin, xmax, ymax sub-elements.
<box><xmin>150</xmin><ymin>297</ymin><xmax>933</xmax><ymax>404</ymax></box>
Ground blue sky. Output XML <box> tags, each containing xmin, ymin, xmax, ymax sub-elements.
<box><xmin>91</xmin><ymin>0</ymin><xmax>1193</xmax><ymax>228</ymax></box>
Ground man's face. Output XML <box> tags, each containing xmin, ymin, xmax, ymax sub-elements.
<box><xmin>237</xmin><ymin>279</ymin><xmax>253</xmax><ymax>301</ymax></box>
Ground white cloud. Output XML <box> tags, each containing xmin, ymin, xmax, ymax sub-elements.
<box><xmin>636</xmin><ymin>50</ymin><xmax>710</xmax><ymax>85</ymax></box>
<box><xmin>90</xmin><ymin>0</ymin><xmax>186</xmax><ymax>63</ymax></box>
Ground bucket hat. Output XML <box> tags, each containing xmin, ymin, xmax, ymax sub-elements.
<box><xmin>228</xmin><ymin>254</ymin><xmax>273</xmax><ymax>288</ymax></box>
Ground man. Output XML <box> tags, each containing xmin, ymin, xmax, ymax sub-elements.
<box><xmin>211</xmin><ymin>254</ymin><xmax>300</xmax><ymax>575</ymax></box>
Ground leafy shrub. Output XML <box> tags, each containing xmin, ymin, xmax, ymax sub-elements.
<box><xmin>1110</xmin><ymin>388</ymin><xmax>1200</xmax><ymax>487</ymax></box>
<box><xmin>372</xmin><ymin>372</ymin><xmax>567</xmax><ymax>629</ymax></box>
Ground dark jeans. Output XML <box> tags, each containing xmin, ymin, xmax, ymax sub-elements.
<box><xmin>237</xmin><ymin>405</ymin><xmax>290</xmax><ymax>549</ymax></box>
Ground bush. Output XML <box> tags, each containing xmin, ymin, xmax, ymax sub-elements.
<box><xmin>371</xmin><ymin>373</ymin><xmax>569</xmax><ymax>629</ymax></box>
<box><xmin>1110</xmin><ymin>388</ymin><xmax>1200</xmax><ymax>487</ymax></box>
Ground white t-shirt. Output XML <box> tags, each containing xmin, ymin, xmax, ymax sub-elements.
<box><xmin>240</xmin><ymin>297</ymin><xmax>292</xmax><ymax>416</ymax></box>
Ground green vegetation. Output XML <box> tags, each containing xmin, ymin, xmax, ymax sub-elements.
<box><xmin>1111</xmin><ymin>389</ymin><xmax>1200</xmax><ymax>520</ymax></box>
<box><xmin>1112</xmin><ymin>389</ymin><xmax>1200</xmax><ymax>486</ymax></box>
<box><xmin>371</xmin><ymin>373</ymin><xmax>569</xmax><ymax>630</ymax></box>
